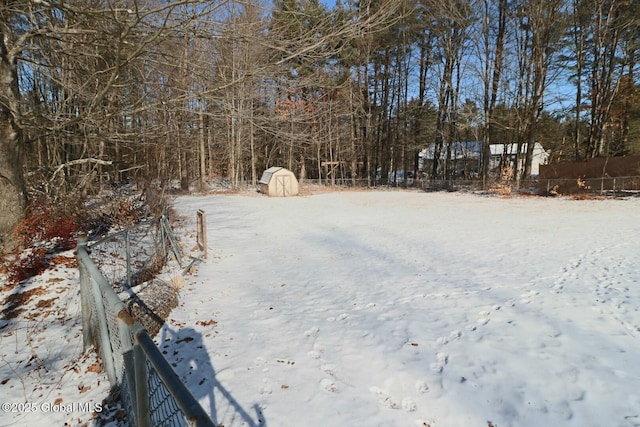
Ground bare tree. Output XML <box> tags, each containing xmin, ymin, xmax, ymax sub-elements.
<box><xmin>479</xmin><ymin>0</ymin><xmax>508</xmax><ymax>185</ymax></box>
<box><xmin>430</xmin><ymin>0</ymin><xmax>473</xmax><ymax>179</ymax></box>
<box><xmin>0</xmin><ymin>15</ymin><xmax>27</xmax><ymax>248</ymax></box>
<box><xmin>510</xmin><ymin>0</ymin><xmax>566</xmax><ymax>181</ymax></box>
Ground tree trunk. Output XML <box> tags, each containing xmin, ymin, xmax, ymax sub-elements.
<box><xmin>482</xmin><ymin>0</ymin><xmax>506</xmax><ymax>187</ymax></box>
<box><xmin>0</xmin><ymin>28</ymin><xmax>27</xmax><ymax>249</ymax></box>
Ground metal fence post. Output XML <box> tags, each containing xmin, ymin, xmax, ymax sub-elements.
<box><xmin>77</xmin><ymin>234</ymin><xmax>93</xmax><ymax>352</ymax></box>
<box><xmin>125</xmin><ymin>230</ymin><xmax>132</xmax><ymax>288</ymax></box>
<box><xmin>134</xmin><ymin>339</ymin><xmax>151</xmax><ymax>427</ymax></box>
<box><xmin>78</xmin><ymin>241</ymin><xmax>118</xmax><ymax>384</ymax></box>
<box><xmin>122</xmin><ymin>349</ymin><xmax>137</xmax><ymax>423</ymax></box>
<box><xmin>163</xmin><ymin>215</ymin><xmax>184</xmax><ymax>267</ymax></box>
<box><xmin>159</xmin><ymin>215</ymin><xmax>167</xmax><ymax>261</ymax></box>
<box><xmin>118</xmin><ymin>310</ymin><xmax>137</xmax><ymax>423</ymax></box>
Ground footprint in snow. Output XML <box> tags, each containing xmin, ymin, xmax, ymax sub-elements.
<box><xmin>551</xmin><ymin>400</ymin><xmax>574</xmax><ymax>420</ymax></box>
<box><xmin>321</xmin><ymin>378</ymin><xmax>337</xmax><ymax>392</ymax></box>
<box><xmin>321</xmin><ymin>364</ymin><xmax>337</xmax><ymax>377</ymax></box>
<box><xmin>308</xmin><ymin>351</ymin><xmax>321</xmax><ymax>359</ymax></box>
<box><xmin>430</xmin><ymin>352</ymin><xmax>449</xmax><ymax>373</ymax></box>
<box><xmin>327</xmin><ymin>313</ymin><xmax>350</xmax><ymax>322</ymax></box>
<box><xmin>369</xmin><ymin>386</ymin><xmax>398</xmax><ymax>409</ymax></box>
<box><xmin>304</xmin><ymin>326</ymin><xmax>320</xmax><ymax>337</ymax></box>
<box><xmin>259</xmin><ymin>378</ymin><xmax>272</xmax><ymax>395</ymax></box>
<box><xmin>435</xmin><ymin>330</ymin><xmax>462</xmax><ymax>345</ymax></box>
<box><xmin>519</xmin><ymin>290</ymin><xmax>540</xmax><ymax>304</ymax></box>
<box><xmin>307</xmin><ymin>343</ymin><xmax>325</xmax><ymax>359</ymax></box>
<box><xmin>415</xmin><ymin>380</ymin><xmax>429</xmax><ymax>394</ymax></box>
<box><xmin>466</xmin><ymin>316</ymin><xmax>489</xmax><ymax>331</ymax></box>
<box><xmin>401</xmin><ymin>398</ymin><xmax>417</xmax><ymax>412</ymax></box>
<box><xmin>474</xmin><ymin>309</ymin><xmax>492</xmax><ymax>326</ymax></box>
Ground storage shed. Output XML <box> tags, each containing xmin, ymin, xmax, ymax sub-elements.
<box><xmin>259</xmin><ymin>167</ymin><xmax>299</xmax><ymax>197</ymax></box>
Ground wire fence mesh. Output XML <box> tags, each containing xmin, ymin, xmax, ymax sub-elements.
<box><xmin>77</xmin><ymin>215</ymin><xmax>213</xmax><ymax>427</ymax></box>
<box><xmin>147</xmin><ymin>363</ymin><xmax>188</xmax><ymax>427</ymax></box>
<box><xmin>89</xmin><ymin>215</ymin><xmax>182</xmax><ymax>293</ymax></box>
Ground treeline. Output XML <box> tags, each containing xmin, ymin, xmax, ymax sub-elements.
<box><xmin>1</xmin><ymin>0</ymin><xmax>639</xmax><ymax>210</ymax></box>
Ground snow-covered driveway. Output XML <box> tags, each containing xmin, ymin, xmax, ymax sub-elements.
<box><xmin>165</xmin><ymin>191</ymin><xmax>640</xmax><ymax>427</ymax></box>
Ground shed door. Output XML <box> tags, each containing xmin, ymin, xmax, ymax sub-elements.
<box><xmin>276</xmin><ymin>175</ymin><xmax>290</xmax><ymax>196</ymax></box>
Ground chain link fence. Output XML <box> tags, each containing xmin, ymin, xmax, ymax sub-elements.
<box><xmin>77</xmin><ymin>216</ymin><xmax>214</xmax><ymax>427</ymax></box>
<box><xmin>89</xmin><ymin>215</ymin><xmax>183</xmax><ymax>293</ymax></box>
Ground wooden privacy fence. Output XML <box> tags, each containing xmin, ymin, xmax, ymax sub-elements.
<box><xmin>539</xmin><ymin>156</ymin><xmax>640</xmax><ymax>195</ymax></box>
<box><xmin>539</xmin><ymin>175</ymin><xmax>640</xmax><ymax>195</ymax></box>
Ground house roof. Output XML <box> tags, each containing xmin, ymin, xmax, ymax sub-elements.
<box><xmin>419</xmin><ymin>141</ymin><xmax>483</xmax><ymax>160</ymax></box>
<box><xmin>419</xmin><ymin>141</ymin><xmax>549</xmax><ymax>159</ymax></box>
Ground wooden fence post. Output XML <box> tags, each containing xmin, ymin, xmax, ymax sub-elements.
<box><xmin>197</xmin><ymin>209</ymin><xmax>207</xmax><ymax>258</ymax></box>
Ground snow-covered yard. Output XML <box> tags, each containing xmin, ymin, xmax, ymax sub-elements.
<box><xmin>161</xmin><ymin>191</ymin><xmax>640</xmax><ymax>427</ymax></box>
<box><xmin>2</xmin><ymin>190</ymin><xmax>639</xmax><ymax>427</ymax></box>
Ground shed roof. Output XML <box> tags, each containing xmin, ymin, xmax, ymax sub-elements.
<box><xmin>259</xmin><ymin>167</ymin><xmax>284</xmax><ymax>184</ymax></box>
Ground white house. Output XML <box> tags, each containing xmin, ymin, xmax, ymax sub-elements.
<box><xmin>489</xmin><ymin>143</ymin><xmax>550</xmax><ymax>176</ymax></box>
<box><xmin>418</xmin><ymin>141</ymin><xmax>549</xmax><ymax>177</ymax></box>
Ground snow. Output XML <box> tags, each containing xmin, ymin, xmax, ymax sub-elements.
<box><xmin>0</xmin><ymin>251</ymin><xmax>113</xmax><ymax>427</ymax></box>
<box><xmin>163</xmin><ymin>191</ymin><xmax>640</xmax><ymax>427</ymax></box>
<box><xmin>2</xmin><ymin>190</ymin><xmax>640</xmax><ymax>427</ymax></box>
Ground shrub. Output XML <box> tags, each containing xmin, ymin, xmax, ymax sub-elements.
<box><xmin>10</xmin><ymin>201</ymin><xmax>79</xmax><ymax>252</ymax></box>
<box><xmin>6</xmin><ymin>247</ymin><xmax>49</xmax><ymax>288</ymax></box>
<box><xmin>1</xmin><ymin>186</ymin><xmax>165</xmax><ymax>287</ymax></box>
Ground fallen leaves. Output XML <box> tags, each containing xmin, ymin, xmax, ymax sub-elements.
<box><xmin>1</xmin><ymin>286</ymin><xmax>46</xmax><ymax>320</ymax></box>
<box><xmin>36</xmin><ymin>297</ymin><xmax>58</xmax><ymax>310</ymax></box>
<box><xmin>195</xmin><ymin>319</ymin><xmax>217</xmax><ymax>327</ymax></box>
<box><xmin>86</xmin><ymin>362</ymin><xmax>102</xmax><ymax>373</ymax></box>
<box><xmin>48</xmin><ymin>255</ymin><xmax>77</xmax><ymax>269</ymax></box>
